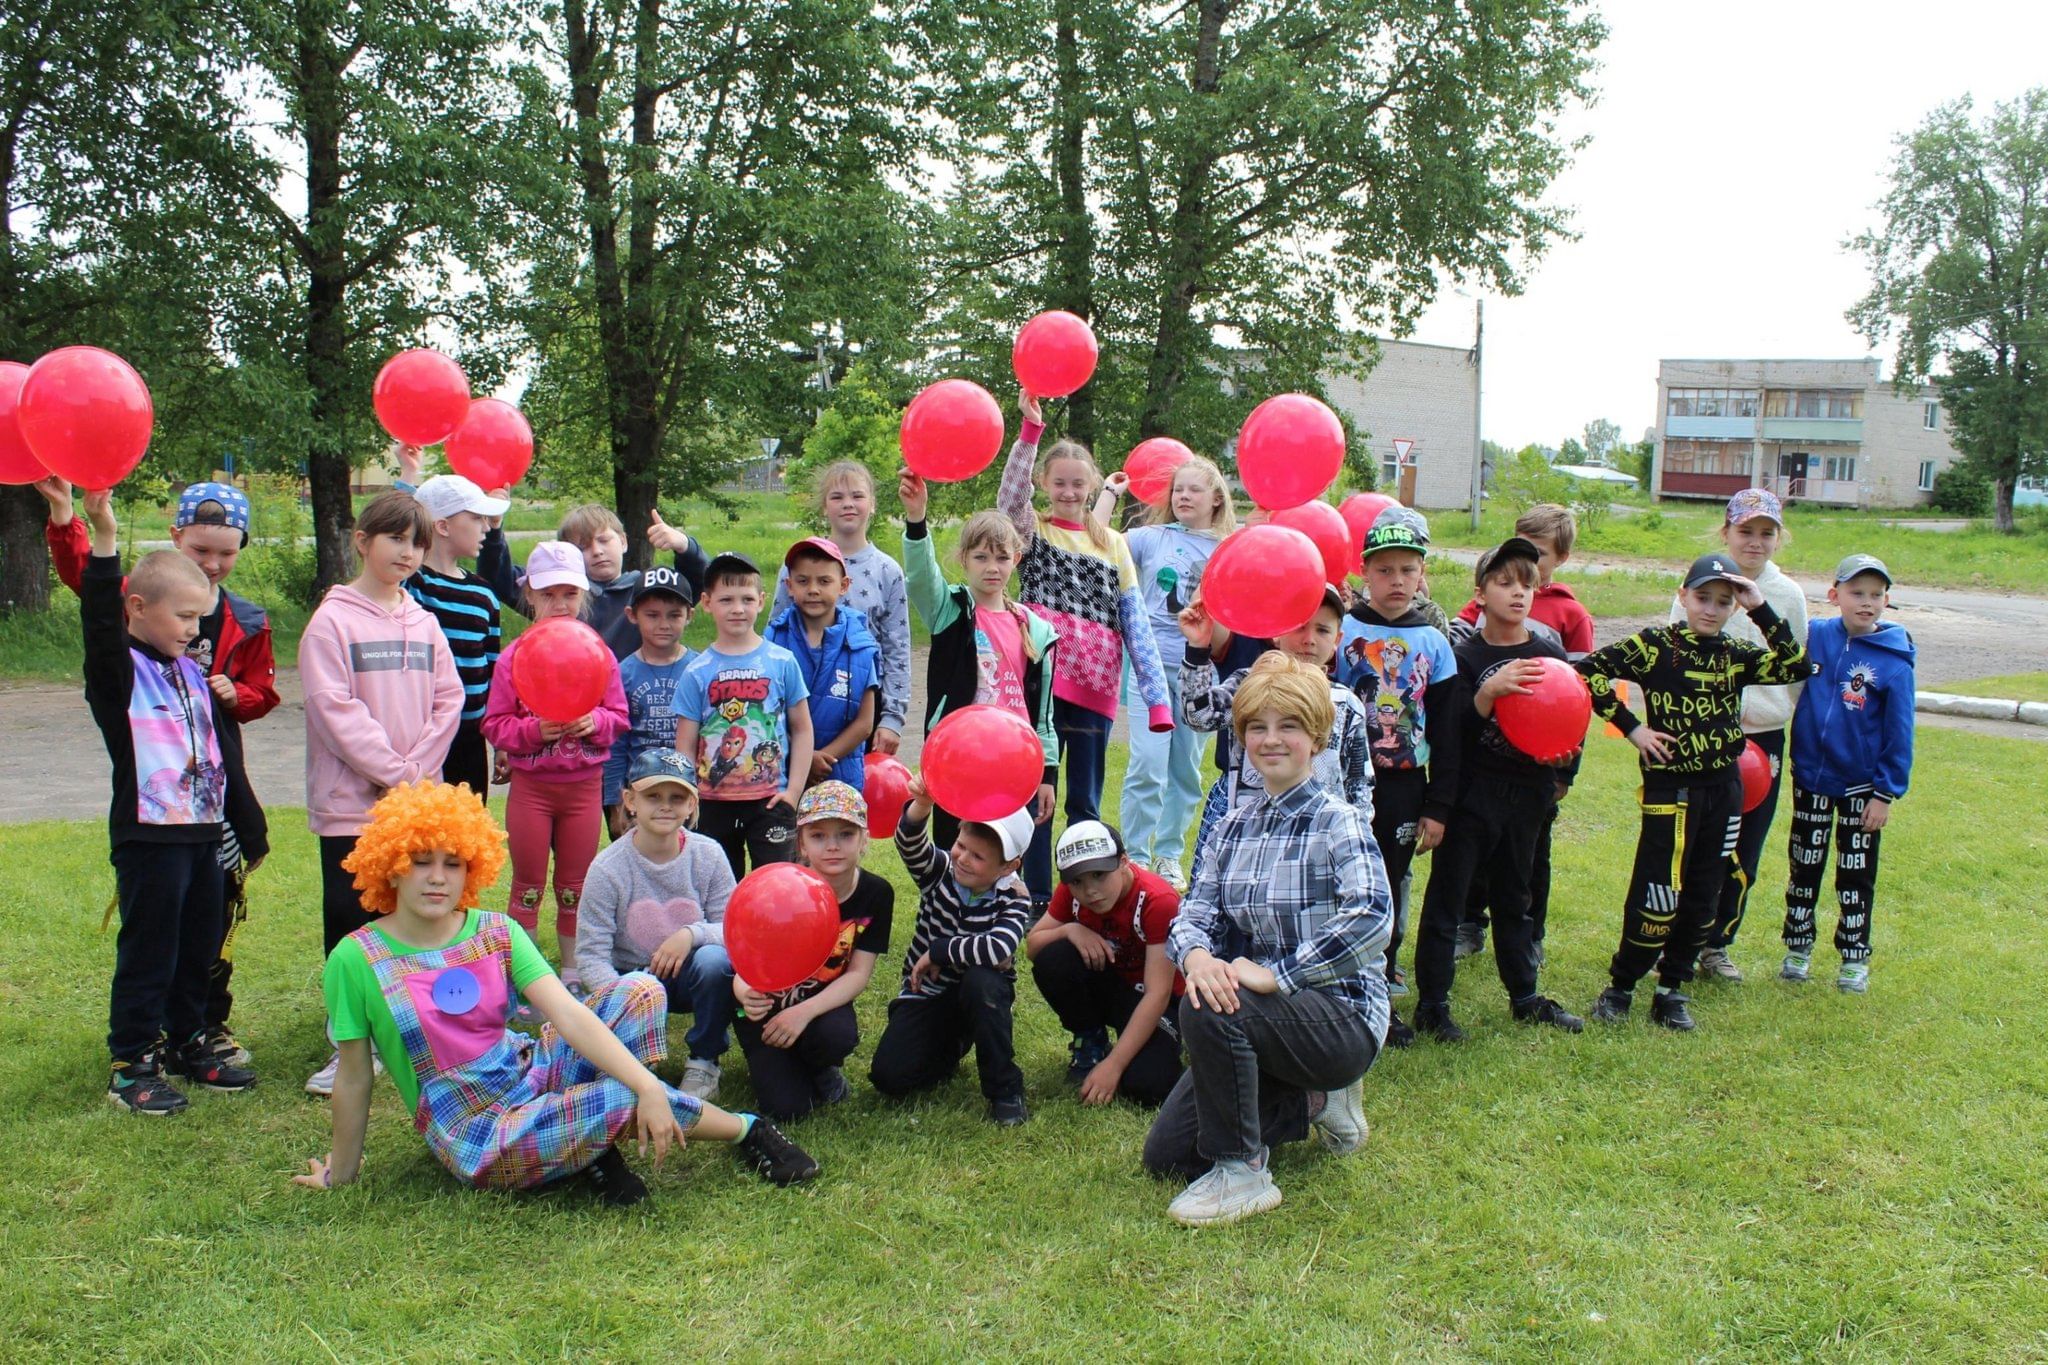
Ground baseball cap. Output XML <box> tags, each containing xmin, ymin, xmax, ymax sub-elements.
<box><xmin>796</xmin><ymin>780</ymin><xmax>867</xmax><ymax>827</ymax></box>
<box><xmin>1682</xmin><ymin>552</ymin><xmax>1746</xmax><ymax>591</ymax></box>
<box><xmin>703</xmin><ymin>551</ymin><xmax>762</xmax><ymax>587</ymax></box>
<box><xmin>1724</xmin><ymin>487</ymin><xmax>1784</xmax><ymax>527</ymax></box>
<box><xmin>414</xmin><ymin>474</ymin><xmax>510</xmax><ymax>523</ymax></box>
<box><xmin>1363</xmin><ymin>505</ymin><xmax>1430</xmax><ymax>558</ymax></box>
<box><xmin>1474</xmin><ymin>536</ymin><xmax>1543</xmax><ymax>585</ymax></box>
<box><xmin>524</xmin><ymin>540</ymin><xmax>591</xmax><ymax>592</ymax></box>
<box><xmin>1316</xmin><ymin>583</ymin><xmax>1345</xmax><ymax>617</ymax></box>
<box><xmin>175</xmin><ymin>481</ymin><xmax>251</xmax><ymax>534</ymax></box>
<box><xmin>630</xmin><ymin>564</ymin><xmax>695</xmax><ymax>607</ymax></box>
<box><xmin>626</xmin><ymin>747</ymin><xmax>697</xmax><ymax>793</ymax></box>
<box><xmin>1833</xmin><ymin>553</ymin><xmax>1892</xmax><ymax>587</ymax></box>
<box><xmin>969</xmin><ymin>806</ymin><xmax>1037</xmax><ymax>862</ymax></box>
<box><xmin>784</xmin><ymin>536</ymin><xmax>848</xmax><ymax>571</ymax></box>
<box><xmin>1055</xmin><ymin>820</ymin><xmax>1126</xmax><ymax>880</ymax></box>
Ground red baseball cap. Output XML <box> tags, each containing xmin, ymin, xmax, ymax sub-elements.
<box><xmin>784</xmin><ymin>536</ymin><xmax>848</xmax><ymax>570</ymax></box>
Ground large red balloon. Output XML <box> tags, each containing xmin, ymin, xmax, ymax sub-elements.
<box><xmin>1493</xmin><ymin>657</ymin><xmax>1593</xmax><ymax>763</ymax></box>
<box><xmin>0</xmin><ymin>361</ymin><xmax>46</xmax><ymax>485</ymax></box>
<box><xmin>1738</xmin><ymin>739</ymin><xmax>1773</xmax><ymax>813</ymax></box>
<box><xmin>1237</xmin><ymin>393</ymin><xmax>1344</xmax><ymax>510</ymax></box>
<box><xmin>444</xmin><ymin>398</ymin><xmax>534</xmax><ymax>489</ymax></box>
<box><xmin>901</xmin><ymin>379</ymin><xmax>1004</xmax><ymax>481</ymax></box>
<box><xmin>373</xmin><ymin>349</ymin><xmax>471</xmax><ymax>447</ymax></box>
<box><xmin>863</xmin><ymin>752</ymin><xmax>913</xmax><ymax>838</ymax></box>
<box><xmin>1012</xmin><ymin>310</ymin><xmax>1099</xmax><ymax>398</ymax></box>
<box><xmin>16</xmin><ymin>347</ymin><xmax>153</xmax><ymax>490</ymax></box>
<box><xmin>1338</xmin><ymin>492</ymin><xmax>1398</xmax><ymax>562</ymax></box>
<box><xmin>1270</xmin><ymin>500</ymin><xmax>1352</xmax><ymax>586</ymax></box>
<box><xmin>510</xmin><ymin>618</ymin><xmax>614</xmax><ymax>724</ymax></box>
<box><xmin>725</xmin><ymin>863</ymin><xmax>843</xmax><ymax>993</ymax></box>
<box><xmin>1124</xmin><ymin>437</ymin><xmax>1193</xmax><ymax>507</ymax></box>
<box><xmin>921</xmin><ymin>704</ymin><xmax>1044</xmax><ymax>822</ymax></box>
<box><xmin>1202</xmin><ymin>525</ymin><xmax>1327</xmax><ymax>639</ymax></box>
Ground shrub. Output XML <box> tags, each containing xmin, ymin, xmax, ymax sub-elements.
<box><xmin>1929</xmin><ymin>463</ymin><xmax>1993</xmax><ymax>517</ymax></box>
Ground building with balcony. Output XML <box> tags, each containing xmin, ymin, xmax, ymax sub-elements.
<box><xmin>1653</xmin><ymin>358</ymin><xmax>1960</xmax><ymax>507</ymax></box>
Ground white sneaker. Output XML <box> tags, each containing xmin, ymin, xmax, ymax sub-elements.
<box><xmin>1836</xmin><ymin>962</ymin><xmax>1870</xmax><ymax>994</ymax></box>
<box><xmin>1154</xmin><ymin>857</ymin><xmax>1185</xmax><ymax>890</ymax></box>
<box><xmin>1311</xmin><ymin>1079</ymin><xmax>1369</xmax><ymax>1155</ymax></box>
<box><xmin>1169</xmin><ymin>1151</ymin><xmax>1283</xmax><ymax>1227</ymax></box>
<box><xmin>680</xmin><ymin>1058</ymin><xmax>721</xmax><ymax>1101</ymax></box>
<box><xmin>305</xmin><ymin>1051</ymin><xmax>339</xmax><ymax>1097</ymax></box>
<box><xmin>1780</xmin><ymin>952</ymin><xmax>1811</xmax><ymax>982</ymax></box>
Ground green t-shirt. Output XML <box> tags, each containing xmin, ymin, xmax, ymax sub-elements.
<box><xmin>323</xmin><ymin>911</ymin><xmax>555</xmax><ymax>1113</ymax></box>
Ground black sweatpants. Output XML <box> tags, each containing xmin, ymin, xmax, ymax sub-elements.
<box><xmin>109</xmin><ymin>840</ymin><xmax>226</xmax><ymax>1061</ymax></box>
<box><xmin>869</xmin><ymin>967</ymin><xmax>1022</xmax><ymax>1102</ymax></box>
<box><xmin>736</xmin><ymin>1002</ymin><xmax>860</xmax><ymax>1121</ymax></box>
<box><xmin>1460</xmin><ymin>800</ymin><xmax>1559</xmax><ymax>943</ymax></box>
<box><xmin>1029</xmin><ymin>938</ymin><xmax>1184</xmax><ymax>1106</ymax></box>
<box><xmin>1781</xmin><ymin>786</ymin><xmax>1882</xmax><ymax>963</ymax></box>
<box><xmin>443</xmin><ymin>719</ymin><xmax>490</xmax><ymax>798</ymax></box>
<box><xmin>697</xmin><ymin>796</ymin><xmax>797</xmax><ymax>881</ymax></box>
<box><xmin>202</xmin><ymin>865</ymin><xmax>247</xmax><ymax>1033</ymax></box>
<box><xmin>1415</xmin><ymin>777</ymin><xmax>1551</xmax><ymax>1007</ymax></box>
<box><xmin>1610</xmin><ymin>774</ymin><xmax>1743</xmax><ymax>992</ymax></box>
<box><xmin>321</xmin><ymin>833</ymin><xmax>374</xmax><ymax>956</ymax></box>
<box><xmin>1706</xmin><ymin>727</ymin><xmax>1784</xmax><ymax>949</ymax></box>
<box><xmin>1372</xmin><ymin>767</ymin><xmax>1427</xmax><ymax>978</ymax></box>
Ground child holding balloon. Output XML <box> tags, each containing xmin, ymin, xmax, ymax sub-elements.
<box><xmin>483</xmin><ymin>541</ymin><xmax>630</xmax><ymax>998</ymax></box>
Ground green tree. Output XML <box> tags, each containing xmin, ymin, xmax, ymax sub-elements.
<box><xmin>1583</xmin><ymin>417</ymin><xmax>1621</xmax><ymax>465</ymax></box>
<box><xmin>1850</xmin><ymin>90</ymin><xmax>2048</xmax><ymax>532</ymax></box>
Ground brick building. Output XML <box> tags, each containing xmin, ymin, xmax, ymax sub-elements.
<box><xmin>1320</xmin><ymin>338</ymin><xmax>1482</xmax><ymax>510</ymax></box>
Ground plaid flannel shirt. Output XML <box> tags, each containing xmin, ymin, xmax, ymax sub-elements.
<box><xmin>1167</xmin><ymin>778</ymin><xmax>1393</xmax><ymax>1042</ymax></box>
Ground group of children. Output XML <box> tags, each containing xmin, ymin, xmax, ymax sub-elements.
<box><xmin>56</xmin><ymin>394</ymin><xmax>1916</xmax><ymax>1225</ymax></box>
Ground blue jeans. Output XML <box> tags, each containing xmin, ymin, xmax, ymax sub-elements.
<box><xmin>656</xmin><ymin>942</ymin><xmax>736</xmax><ymax>1063</ymax></box>
<box><xmin>1117</xmin><ymin>671</ymin><xmax>1204</xmax><ymax>868</ymax></box>
<box><xmin>1026</xmin><ymin>698</ymin><xmax>1113</xmax><ymax>902</ymax></box>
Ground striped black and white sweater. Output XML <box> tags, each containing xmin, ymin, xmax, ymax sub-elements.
<box><xmin>892</xmin><ymin>810</ymin><xmax>1035</xmax><ymax>999</ymax></box>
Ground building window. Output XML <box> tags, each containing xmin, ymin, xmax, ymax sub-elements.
<box><xmin>1824</xmin><ymin>455</ymin><xmax>1858</xmax><ymax>482</ymax></box>
<box><xmin>1663</xmin><ymin>440</ymin><xmax>1751</xmax><ymax>477</ymax></box>
<box><xmin>1765</xmin><ymin>390</ymin><xmax>1863</xmax><ymax>419</ymax></box>
<box><xmin>1918</xmin><ymin>460</ymin><xmax>1935</xmax><ymax>491</ymax></box>
<box><xmin>1667</xmin><ymin>387</ymin><xmax>1759</xmax><ymax>419</ymax></box>
<box><xmin>1924</xmin><ymin>401</ymin><xmax>1938</xmax><ymax>430</ymax></box>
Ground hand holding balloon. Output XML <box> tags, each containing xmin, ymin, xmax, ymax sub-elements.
<box><xmin>898</xmin><ymin>468</ymin><xmax>928</xmax><ymax>523</ymax></box>
<box><xmin>1177</xmin><ymin>597</ymin><xmax>1215</xmax><ymax>649</ymax></box>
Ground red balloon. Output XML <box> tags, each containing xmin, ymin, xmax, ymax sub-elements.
<box><xmin>863</xmin><ymin>752</ymin><xmax>913</xmax><ymax>838</ymax></box>
<box><xmin>16</xmin><ymin>347</ymin><xmax>153</xmax><ymax>490</ymax></box>
<box><xmin>725</xmin><ymin>863</ymin><xmax>843</xmax><ymax>993</ymax></box>
<box><xmin>1338</xmin><ymin>492</ymin><xmax>1398</xmax><ymax>562</ymax></box>
<box><xmin>444</xmin><ymin>398</ymin><xmax>534</xmax><ymax>489</ymax></box>
<box><xmin>1012</xmin><ymin>310</ymin><xmax>1099</xmax><ymax>398</ymax></box>
<box><xmin>1270</xmin><ymin>500</ymin><xmax>1353</xmax><ymax>586</ymax></box>
<box><xmin>1124</xmin><ymin>437</ymin><xmax>1193</xmax><ymax>507</ymax></box>
<box><xmin>922</xmin><ymin>704</ymin><xmax>1044</xmax><ymax>822</ymax></box>
<box><xmin>1237</xmin><ymin>393</ymin><xmax>1344</xmax><ymax>510</ymax></box>
<box><xmin>1494</xmin><ymin>657</ymin><xmax>1593</xmax><ymax>763</ymax></box>
<box><xmin>373</xmin><ymin>349</ymin><xmax>471</xmax><ymax>447</ymax></box>
<box><xmin>0</xmin><ymin>361</ymin><xmax>46</xmax><ymax>485</ymax></box>
<box><xmin>1201</xmin><ymin>525</ymin><xmax>1327</xmax><ymax>639</ymax></box>
<box><xmin>510</xmin><ymin>618</ymin><xmax>614</xmax><ymax>724</ymax></box>
<box><xmin>1738</xmin><ymin>739</ymin><xmax>1773</xmax><ymax>813</ymax></box>
<box><xmin>901</xmin><ymin>379</ymin><xmax>1004</xmax><ymax>481</ymax></box>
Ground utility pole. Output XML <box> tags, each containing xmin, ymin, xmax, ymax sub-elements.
<box><xmin>1469</xmin><ymin>299</ymin><xmax>1485</xmax><ymax>531</ymax></box>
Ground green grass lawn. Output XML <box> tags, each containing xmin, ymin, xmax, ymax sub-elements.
<box><xmin>2</xmin><ymin>728</ymin><xmax>2044</xmax><ymax>1358</ymax></box>
<box><xmin>1940</xmin><ymin>672</ymin><xmax>2048</xmax><ymax>704</ymax></box>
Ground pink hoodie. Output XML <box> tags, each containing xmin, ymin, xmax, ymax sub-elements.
<box><xmin>301</xmin><ymin>584</ymin><xmax>465</xmax><ymax>836</ymax></box>
<box><xmin>482</xmin><ymin>632</ymin><xmax>629</xmax><ymax>782</ymax></box>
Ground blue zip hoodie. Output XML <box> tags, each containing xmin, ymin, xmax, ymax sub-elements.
<box><xmin>766</xmin><ymin>600</ymin><xmax>880</xmax><ymax>791</ymax></box>
<box><xmin>1790</xmin><ymin>617</ymin><xmax>1916</xmax><ymax>802</ymax></box>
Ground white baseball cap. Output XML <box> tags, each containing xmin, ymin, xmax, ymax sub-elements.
<box><xmin>976</xmin><ymin>806</ymin><xmax>1038</xmax><ymax>862</ymax></box>
<box><xmin>414</xmin><ymin>474</ymin><xmax>510</xmax><ymax>523</ymax></box>
<box><xmin>524</xmin><ymin>540</ymin><xmax>590</xmax><ymax>591</ymax></box>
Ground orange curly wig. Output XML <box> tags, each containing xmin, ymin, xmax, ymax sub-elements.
<box><xmin>341</xmin><ymin>782</ymin><xmax>509</xmax><ymax>915</ymax></box>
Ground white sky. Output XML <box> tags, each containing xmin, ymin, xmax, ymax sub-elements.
<box><xmin>1402</xmin><ymin>0</ymin><xmax>2048</xmax><ymax>449</ymax></box>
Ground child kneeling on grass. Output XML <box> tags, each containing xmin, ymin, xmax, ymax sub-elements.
<box><xmin>295</xmin><ymin>782</ymin><xmax>815</xmax><ymax>1204</ymax></box>
<box><xmin>1143</xmin><ymin>654</ymin><xmax>1390</xmax><ymax>1228</ymax></box>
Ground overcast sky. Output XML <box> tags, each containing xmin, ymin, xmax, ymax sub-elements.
<box><xmin>1401</xmin><ymin>0</ymin><xmax>2048</xmax><ymax>449</ymax></box>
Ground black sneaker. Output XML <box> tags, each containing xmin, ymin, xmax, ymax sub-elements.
<box><xmin>1412</xmin><ymin>1001</ymin><xmax>1467</xmax><ymax>1043</ymax></box>
<box><xmin>1649</xmin><ymin>990</ymin><xmax>1697</xmax><ymax>1032</ymax></box>
<box><xmin>1512</xmin><ymin>995</ymin><xmax>1585</xmax><ymax>1033</ymax></box>
<box><xmin>1383</xmin><ymin>1011</ymin><xmax>1416</xmax><ymax>1049</ymax></box>
<box><xmin>1589</xmin><ymin>987</ymin><xmax>1633</xmax><ymax>1023</ymax></box>
<box><xmin>108</xmin><ymin>1053</ymin><xmax>188</xmax><ymax>1116</ymax></box>
<box><xmin>168</xmin><ymin>1036</ymin><xmax>258</xmax><ymax>1091</ymax></box>
<box><xmin>737</xmin><ymin>1117</ymin><xmax>820</xmax><ymax>1185</ymax></box>
<box><xmin>584</xmin><ymin>1144</ymin><xmax>649</xmax><ymax>1206</ymax></box>
<box><xmin>1065</xmin><ymin>1028</ymin><xmax>1110</xmax><ymax>1085</ymax></box>
<box><xmin>812</xmin><ymin>1065</ymin><xmax>851</xmax><ymax>1107</ymax></box>
<box><xmin>988</xmin><ymin>1092</ymin><xmax>1031</xmax><ymax>1127</ymax></box>
<box><xmin>1453</xmin><ymin>923</ymin><xmax>1487</xmax><ymax>960</ymax></box>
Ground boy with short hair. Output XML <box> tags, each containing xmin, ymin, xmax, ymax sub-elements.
<box><xmin>674</xmin><ymin>553</ymin><xmax>815</xmax><ymax>879</ymax></box>
<box><xmin>1575</xmin><ymin>552</ymin><xmax>1808</xmax><ymax>1030</ymax></box>
<box><xmin>1781</xmin><ymin>554</ymin><xmax>1915</xmax><ymax>993</ymax></box>
<box><xmin>604</xmin><ymin>566</ymin><xmax>696</xmax><ymax>836</ymax></box>
<box><xmin>1025</xmin><ymin>820</ymin><xmax>1185</xmax><ymax>1108</ymax></box>
<box><xmin>1411</xmin><ymin>539</ymin><xmax>1583</xmax><ymax>1042</ymax></box>
<box><xmin>405</xmin><ymin>474</ymin><xmax>511</xmax><ymax>794</ymax></box>
<box><xmin>79</xmin><ymin>491</ymin><xmax>269</xmax><ymax>1113</ymax></box>
<box><xmin>869</xmin><ymin>780</ymin><xmax>1038</xmax><ymax>1126</ymax></box>
<box><xmin>765</xmin><ymin>537</ymin><xmax>880</xmax><ymax>791</ymax></box>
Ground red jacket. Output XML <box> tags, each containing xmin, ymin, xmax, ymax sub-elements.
<box><xmin>49</xmin><ymin>516</ymin><xmax>281</xmax><ymax>722</ymax></box>
<box><xmin>1456</xmin><ymin>580</ymin><xmax>1595</xmax><ymax>658</ymax></box>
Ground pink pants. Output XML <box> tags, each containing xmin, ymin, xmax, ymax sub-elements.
<box><xmin>505</xmin><ymin>771</ymin><xmax>602</xmax><ymax>939</ymax></box>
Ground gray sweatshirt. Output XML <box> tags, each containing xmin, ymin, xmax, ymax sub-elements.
<box><xmin>574</xmin><ymin>832</ymin><xmax>737</xmax><ymax>990</ymax></box>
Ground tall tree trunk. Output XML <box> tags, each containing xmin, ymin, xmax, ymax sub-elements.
<box><xmin>301</xmin><ymin>22</ymin><xmax>353</xmax><ymax>600</ymax></box>
<box><xmin>1049</xmin><ymin>0</ymin><xmax>1097</xmax><ymax>449</ymax></box>
<box><xmin>0</xmin><ymin>89</ymin><xmax>51</xmax><ymax>615</ymax></box>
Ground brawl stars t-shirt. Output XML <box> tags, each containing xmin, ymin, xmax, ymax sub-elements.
<box><xmin>677</xmin><ymin>640</ymin><xmax>809</xmax><ymax>802</ymax></box>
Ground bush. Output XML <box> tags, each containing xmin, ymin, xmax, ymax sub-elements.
<box><xmin>1929</xmin><ymin>463</ymin><xmax>1993</xmax><ymax>517</ymax></box>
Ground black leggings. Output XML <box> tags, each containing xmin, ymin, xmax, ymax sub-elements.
<box><xmin>1710</xmin><ymin>727</ymin><xmax>1784</xmax><ymax>948</ymax></box>
<box><xmin>321</xmin><ymin>833</ymin><xmax>373</xmax><ymax>956</ymax></box>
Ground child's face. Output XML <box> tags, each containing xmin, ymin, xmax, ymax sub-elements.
<box><xmin>169</xmin><ymin>522</ymin><xmax>242</xmax><ymax>590</ymax></box>
<box><xmin>1042</xmin><ymin>457</ymin><xmax>1094</xmax><ymax>521</ymax></box>
<box><xmin>438</xmin><ymin>510</ymin><xmax>488</xmax><ymax>560</ymax></box>
<box><xmin>126</xmin><ymin>579</ymin><xmax>213</xmax><ymax>658</ymax></box>
<box><xmin>705</xmin><ymin>576</ymin><xmax>763</xmax><ymax>635</ymax></box>
<box><xmin>1523</xmin><ymin>532</ymin><xmax>1563</xmax><ymax>585</ymax></box>
<box><xmin>801</xmin><ymin>818</ymin><xmax>866</xmax><ymax>880</ymax></box>
<box><xmin>1830</xmin><ymin>573</ymin><xmax>1890</xmax><ymax>635</ymax></box>
<box><xmin>1721</xmin><ymin>516</ymin><xmax>1780</xmax><ymax>574</ymax></box>
<box><xmin>531</xmin><ymin>583</ymin><xmax>585</xmax><ymax>621</ymax></box>
<box><xmin>356</xmin><ymin>529</ymin><xmax>423</xmax><ymax>589</ymax></box>
<box><xmin>628</xmin><ymin>596</ymin><xmax>689</xmax><ymax>652</ymax></box>
<box><xmin>1169</xmin><ymin>468</ymin><xmax>1219</xmax><ymax>528</ymax></box>
<box><xmin>1363</xmin><ymin>549</ymin><xmax>1425</xmax><ymax>616</ymax></box>
<box><xmin>787</xmin><ymin>556</ymin><xmax>849</xmax><ymax>623</ymax></box>
<box><xmin>1478</xmin><ymin>569</ymin><xmax>1534</xmax><ymax>625</ymax></box>
<box><xmin>963</xmin><ymin>542</ymin><xmax>1017</xmax><ymax>599</ymax></box>
<box><xmin>1242</xmin><ymin>707</ymin><xmax>1317</xmax><ymax>791</ymax></box>
<box><xmin>823</xmin><ymin>479</ymin><xmax>874</xmax><ymax>538</ymax></box>
<box><xmin>948</xmin><ymin>828</ymin><xmax>1015</xmax><ymax>893</ymax></box>
<box><xmin>579</xmin><ymin>527</ymin><xmax>627</xmax><ymax>584</ymax></box>
<box><xmin>1277</xmin><ymin>605</ymin><xmax>1343</xmax><ymax>668</ymax></box>
<box><xmin>391</xmin><ymin>849</ymin><xmax>467</xmax><ymax>923</ymax></box>
<box><xmin>626</xmin><ymin>783</ymin><xmax>695</xmax><ymax>838</ymax></box>
<box><xmin>1065</xmin><ymin>863</ymin><xmax>1131</xmax><ymax>917</ymax></box>
<box><xmin>1680</xmin><ymin>582</ymin><xmax>1738</xmax><ymax>636</ymax></box>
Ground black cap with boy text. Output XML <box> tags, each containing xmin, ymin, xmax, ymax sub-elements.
<box><xmin>630</xmin><ymin>564</ymin><xmax>695</xmax><ymax>607</ymax></box>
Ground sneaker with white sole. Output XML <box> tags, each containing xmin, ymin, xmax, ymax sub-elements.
<box><xmin>1169</xmin><ymin>1151</ymin><xmax>1283</xmax><ymax>1227</ymax></box>
<box><xmin>680</xmin><ymin>1058</ymin><xmax>721</xmax><ymax>1101</ymax></box>
<box><xmin>108</xmin><ymin>1052</ymin><xmax>189</xmax><ymax>1116</ymax></box>
<box><xmin>1836</xmin><ymin>962</ymin><xmax>1870</xmax><ymax>994</ymax></box>
<box><xmin>305</xmin><ymin>1051</ymin><xmax>340</xmax><ymax>1097</ymax></box>
<box><xmin>1697</xmin><ymin>946</ymin><xmax>1744</xmax><ymax>982</ymax></box>
<box><xmin>1154</xmin><ymin>857</ymin><xmax>1185</xmax><ymax>891</ymax></box>
<box><xmin>1780</xmin><ymin>952</ymin><xmax>1811</xmax><ymax>982</ymax></box>
<box><xmin>1310</xmin><ymin>1080</ymin><xmax>1369</xmax><ymax>1155</ymax></box>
